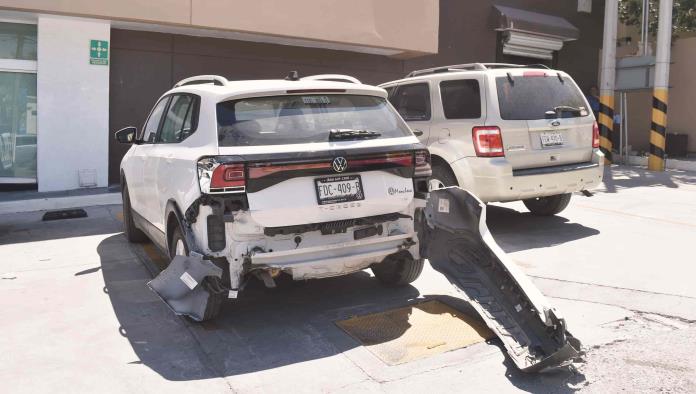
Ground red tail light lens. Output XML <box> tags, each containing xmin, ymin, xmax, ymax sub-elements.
<box><xmin>592</xmin><ymin>121</ymin><xmax>600</xmax><ymax>148</ymax></box>
<box><xmin>211</xmin><ymin>164</ymin><xmax>245</xmax><ymax>189</ymax></box>
<box><xmin>414</xmin><ymin>149</ymin><xmax>432</xmax><ymax>177</ymax></box>
<box><xmin>472</xmin><ymin>126</ymin><xmax>504</xmax><ymax>157</ymax></box>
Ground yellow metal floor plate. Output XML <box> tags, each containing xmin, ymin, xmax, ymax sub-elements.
<box><xmin>336</xmin><ymin>300</ymin><xmax>494</xmax><ymax>365</ymax></box>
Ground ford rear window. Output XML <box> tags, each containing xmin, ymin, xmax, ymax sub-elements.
<box><xmin>217</xmin><ymin>94</ymin><xmax>412</xmax><ymax>146</ymax></box>
<box><xmin>495</xmin><ymin>75</ymin><xmax>589</xmax><ymax>120</ymax></box>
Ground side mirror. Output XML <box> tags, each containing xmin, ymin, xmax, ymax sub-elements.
<box><xmin>115</xmin><ymin>126</ymin><xmax>138</xmax><ymax>144</ymax></box>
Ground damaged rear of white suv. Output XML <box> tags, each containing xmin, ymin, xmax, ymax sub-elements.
<box><xmin>116</xmin><ymin>73</ymin><xmax>431</xmax><ymax>321</ymax></box>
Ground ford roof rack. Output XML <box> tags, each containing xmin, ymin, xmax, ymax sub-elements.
<box><xmin>405</xmin><ymin>63</ymin><xmax>551</xmax><ymax>78</ymax></box>
<box><xmin>174</xmin><ymin>75</ymin><xmax>229</xmax><ymax>88</ymax></box>
<box><xmin>301</xmin><ymin>74</ymin><xmax>362</xmax><ymax>84</ymax></box>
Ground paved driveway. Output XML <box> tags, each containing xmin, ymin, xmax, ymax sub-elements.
<box><xmin>1</xmin><ymin>166</ymin><xmax>695</xmax><ymax>393</ymax></box>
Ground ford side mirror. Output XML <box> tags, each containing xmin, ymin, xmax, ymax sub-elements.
<box><xmin>115</xmin><ymin>126</ymin><xmax>138</xmax><ymax>144</ymax></box>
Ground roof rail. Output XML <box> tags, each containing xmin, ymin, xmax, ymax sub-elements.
<box><xmin>405</xmin><ymin>63</ymin><xmax>551</xmax><ymax>78</ymax></box>
<box><xmin>406</xmin><ymin>63</ymin><xmax>487</xmax><ymax>78</ymax></box>
<box><xmin>301</xmin><ymin>74</ymin><xmax>361</xmax><ymax>84</ymax></box>
<box><xmin>174</xmin><ymin>75</ymin><xmax>229</xmax><ymax>88</ymax></box>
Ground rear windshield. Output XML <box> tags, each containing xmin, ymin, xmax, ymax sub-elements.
<box><xmin>495</xmin><ymin>75</ymin><xmax>589</xmax><ymax>120</ymax></box>
<box><xmin>217</xmin><ymin>94</ymin><xmax>411</xmax><ymax>146</ymax></box>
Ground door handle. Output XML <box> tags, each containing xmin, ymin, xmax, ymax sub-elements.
<box><xmin>413</xmin><ymin>129</ymin><xmax>424</xmax><ymax>137</ymax></box>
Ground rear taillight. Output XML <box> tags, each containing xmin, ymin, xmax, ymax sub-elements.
<box><xmin>472</xmin><ymin>126</ymin><xmax>504</xmax><ymax>157</ymax></box>
<box><xmin>592</xmin><ymin>121</ymin><xmax>600</xmax><ymax>148</ymax></box>
<box><xmin>198</xmin><ymin>158</ymin><xmax>246</xmax><ymax>194</ymax></box>
<box><xmin>414</xmin><ymin>149</ymin><xmax>432</xmax><ymax>177</ymax></box>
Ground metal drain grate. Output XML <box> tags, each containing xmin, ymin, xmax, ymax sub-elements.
<box><xmin>42</xmin><ymin>208</ymin><xmax>87</xmax><ymax>221</ymax></box>
<box><xmin>336</xmin><ymin>300</ymin><xmax>494</xmax><ymax>365</ymax></box>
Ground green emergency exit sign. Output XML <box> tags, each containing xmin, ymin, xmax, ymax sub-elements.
<box><xmin>89</xmin><ymin>40</ymin><xmax>109</xmax><ymax>65</ymax></box>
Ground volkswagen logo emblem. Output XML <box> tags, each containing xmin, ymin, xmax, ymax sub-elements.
<box><xmin>332</xmin><ymin>157</ymin><xmax>348</xmax><ymax>173</ymax></box>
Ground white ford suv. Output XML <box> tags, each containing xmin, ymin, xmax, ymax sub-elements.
<box><xmin>115</xmin><ymin>73</ymin><xmax>431</xmax><ymax>320</ymax></box>
<box><xmin>380</xmin><ymin>63</ymin><xmax>604</xmax><ymax>215</ymax></box>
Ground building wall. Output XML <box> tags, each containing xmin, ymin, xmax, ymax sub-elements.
<box><xmin>37</xmin><ymin>15</ymin><xmax>110</xmax><ymax>191</ymax></box>
<box><xmin>0</xmin><ymin>0</ymin><xmax>439</xmax><ymax>57</ymax></box>
<box><xmin>405</xmin><ymin>0</ymin><xmax>605</xmax><ymax>93</ymax></box>
<box><xmin>664</xmin><ymin>36</ymin><xmax>696</xmax><ymax>153</ymax></box>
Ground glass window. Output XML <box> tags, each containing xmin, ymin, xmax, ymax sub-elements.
<box><xmin>217</xmin><ymin>94</ymin><xmax>411</xmax><ymax>147</ymax></box>
<box><xmin>0</xmin><ymin>22</ymin><xmax>37</xmax><ymax>60</ymax></box>
<box><xmin>158</xmin><ymin>95</ymin><xmax>196</xmax><ymax>143</ymax></box>
<box><xmin>141</xmin><ymin>97</ymin><xmax>169</xmax><ymax>143</ymax></box>
<box><xmin>495</xmin><ymin>75</ymin><xmax>589</xmax><ymax>120</ymax></box>
<box><xmin>440</xmin><ymin>80</ymin><xmax>481</xmax><ymax>119</ymax></box>
<box><xmin>390</xmin><ymin>83</ymin><xmax>430</xmax><ymax>121</ymax></box>
<box><xmin>0</xmin><ymin>72</ymin><xmax>37</xmax><ymax>180</ymax></box>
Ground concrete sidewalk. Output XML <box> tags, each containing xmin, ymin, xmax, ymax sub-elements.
<box><xmin>1</xmin><ymin>165</ymin><xmax>695</xmax><ymax>393</ymax></box>
<box><xmin>0</xmin><ymin>187</ymin><xmax>121</xmax><ymax>215</ymax></box>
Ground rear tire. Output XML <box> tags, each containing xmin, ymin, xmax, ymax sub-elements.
<box><xmin>168</xmin><ymin>226</ymin><xmax>189</xmax><ymax>259</ymax></box>
<box><xmin>372</xmin><ymin>252</ymin><xmax>424</xmax><ymax>286</ymax></box>
<box><xmin>168</xmin><ymin>224</ymin><xmax>224</xmax><ymax>321</ymax></box>
<box><xmin>523</xmin><ymin>193</ymin><xmax>572</xmax><ymax>216</ymax></box>
<box><xmin>429</xmin><ymin>164</ymin><xmax>459</xmax><ymax>191</ymax></box>
<box><xmin>121</xmin><ymin>183</ymin><xmax>148</xmax><ymax>243</ymax></box>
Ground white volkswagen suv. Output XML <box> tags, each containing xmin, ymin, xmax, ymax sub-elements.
<box><xmin>115</xmin><ymin>73</ymin><xmax>431</xmax><ymax>320</ymax></box>
<box><xmin>380</xmin><ymin>63</ymin><xmax>604</xmax><ymax>216</ymax></box>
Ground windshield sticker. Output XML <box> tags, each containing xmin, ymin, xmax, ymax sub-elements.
<box><xmin>302</xmin><ymin>96</ymin><xmax>331</xmax><ymax>105</ymax></box>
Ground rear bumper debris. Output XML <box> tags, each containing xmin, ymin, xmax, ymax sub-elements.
<box><xmin>420</xmin><ymin>187</ymin><xmax>581</xmax><ymax>372</ymax></box>
<box><xmin>148</xmin><ymin>254</ymin><xmax>224</xmax><ymax>322</ymax></box>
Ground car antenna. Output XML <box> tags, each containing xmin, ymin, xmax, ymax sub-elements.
<box><xmin>285</xmin><ymin>71</ymin><xmax>300</xmax><ymax>81</ymax></box>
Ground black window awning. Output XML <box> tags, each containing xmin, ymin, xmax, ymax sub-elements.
<box><xmin>493</xmin><ymin>5</ymin><xmax>580</xmax><ymax>41</ymax></box>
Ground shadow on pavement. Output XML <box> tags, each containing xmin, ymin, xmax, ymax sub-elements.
<box><xmin>486</xmin><ymin>205</ymin><xmax>599</xmax><ymax>253</ymax></box>
<box><xmin>98</xmin><ymin>233</ymin><xmax>424</xmax><ymax>380</ymax></box>
<box><xmin>600</xmin><ymin>165</ymin><xmax>696</xmax><ymax>194</ymax></box>
<box><xmin>97</xmin><ymin>233</ymin><xmax>586</xmax><ymax>391</ymax></box>
<box><xmin>502</xmin><ymin>351</ymin><xmax>586</xmax><ymax>394</ymax></box>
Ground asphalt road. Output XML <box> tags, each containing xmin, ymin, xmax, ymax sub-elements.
<box><xmin>1</xmin><ymin>165</ymin><xmax>695</xmax><ymax>393</ymax></box>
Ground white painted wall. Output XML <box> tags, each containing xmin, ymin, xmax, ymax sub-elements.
<box><xmin>37</xmin><ymin>15</ymin><xmax>110</xmax><ymax>192</ymax></box>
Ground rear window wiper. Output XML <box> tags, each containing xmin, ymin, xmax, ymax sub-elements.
<box><xmin>553</xmin><ymin>105</ymin><xmax>583</xmax><ymax>113</ymax></box>
<box><xmin>546</xmin><ymin>106</ymin><xmax>584</xmax><ymax>117</ymax></box>
<box><xmin>329</xmin><ymin>129</ymin><xmax>381</xmax><ymax>141</ymax></box>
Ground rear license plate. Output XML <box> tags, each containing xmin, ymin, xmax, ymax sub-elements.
<box><xmin>540</xmin><ymin>131</ymin><xmax>563</xmax><ymax>147</ymax></box>
<box><xmin>315</xmin><ymin>175</ymin><xmax>364</xmax><ymax>205</ymax></box>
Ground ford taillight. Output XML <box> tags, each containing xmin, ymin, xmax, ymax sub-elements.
<box><xmin>198</xmin><ymin>158</ymin><xmax>246</xmax><ymax>194</ymax></box>
<box><xmin>472</xmin><ymin>126</ymin><xmax>504</xmax><ymax>157</ymax></box>
<box><xmin>592</xmin><ymin>121</ymin><xmax>600</xmax><ymax>148</ymax></box>
<box><xmin>414</xmin><ymin>149</ymin><xmax>432</xmax><ymax>177</ymax></box>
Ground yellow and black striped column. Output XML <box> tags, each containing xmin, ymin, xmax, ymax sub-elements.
<box><xmin>648</xmin><ymin>89</ymin><xmax>668</xmax><ymax>171</ymax></box>
<box><xmin>598</xmin><ymin>95</ymin><xmax>614</xmax><ymax>164</ymax></box>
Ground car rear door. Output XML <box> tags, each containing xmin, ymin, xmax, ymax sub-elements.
<box><xmin>389</xmin><ymin>83</ymin><xmax>432</xmax><ymax>145</ymax></box>
<box><xmin>149</xmin><ymin>93</ymin><xmax>199</xmax><ymax>231</ymax></box>
<box><xmin>434</xmin><ymin>76</ymin><xmax>486</xmax><ymax>157</ymax></box>
<box><xmin>491</xmin><ymin>72</ymin><xmax>594</xmax><ymax>170</ymax></box>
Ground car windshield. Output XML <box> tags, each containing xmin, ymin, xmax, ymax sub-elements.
<box><xmin>217</xmin><ymin>94</ymin><xmax>412</xmax><ymax>146</ymax></box>
<box><xmin>495</xmin><ymin>75</ymin><xmax>589</xmax><ymax>120</ymax></box>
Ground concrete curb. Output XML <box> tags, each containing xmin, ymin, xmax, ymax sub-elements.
<box><xmin>0</xmin><ymin>192</ymin><xmax>121</xmax><ymax>215</ymax></box>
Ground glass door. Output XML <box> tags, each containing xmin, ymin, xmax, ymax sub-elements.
<box><xmin>0</xmin><ymin>21</ymin><xmax>37</xmax><ymax>184</ymax></box>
